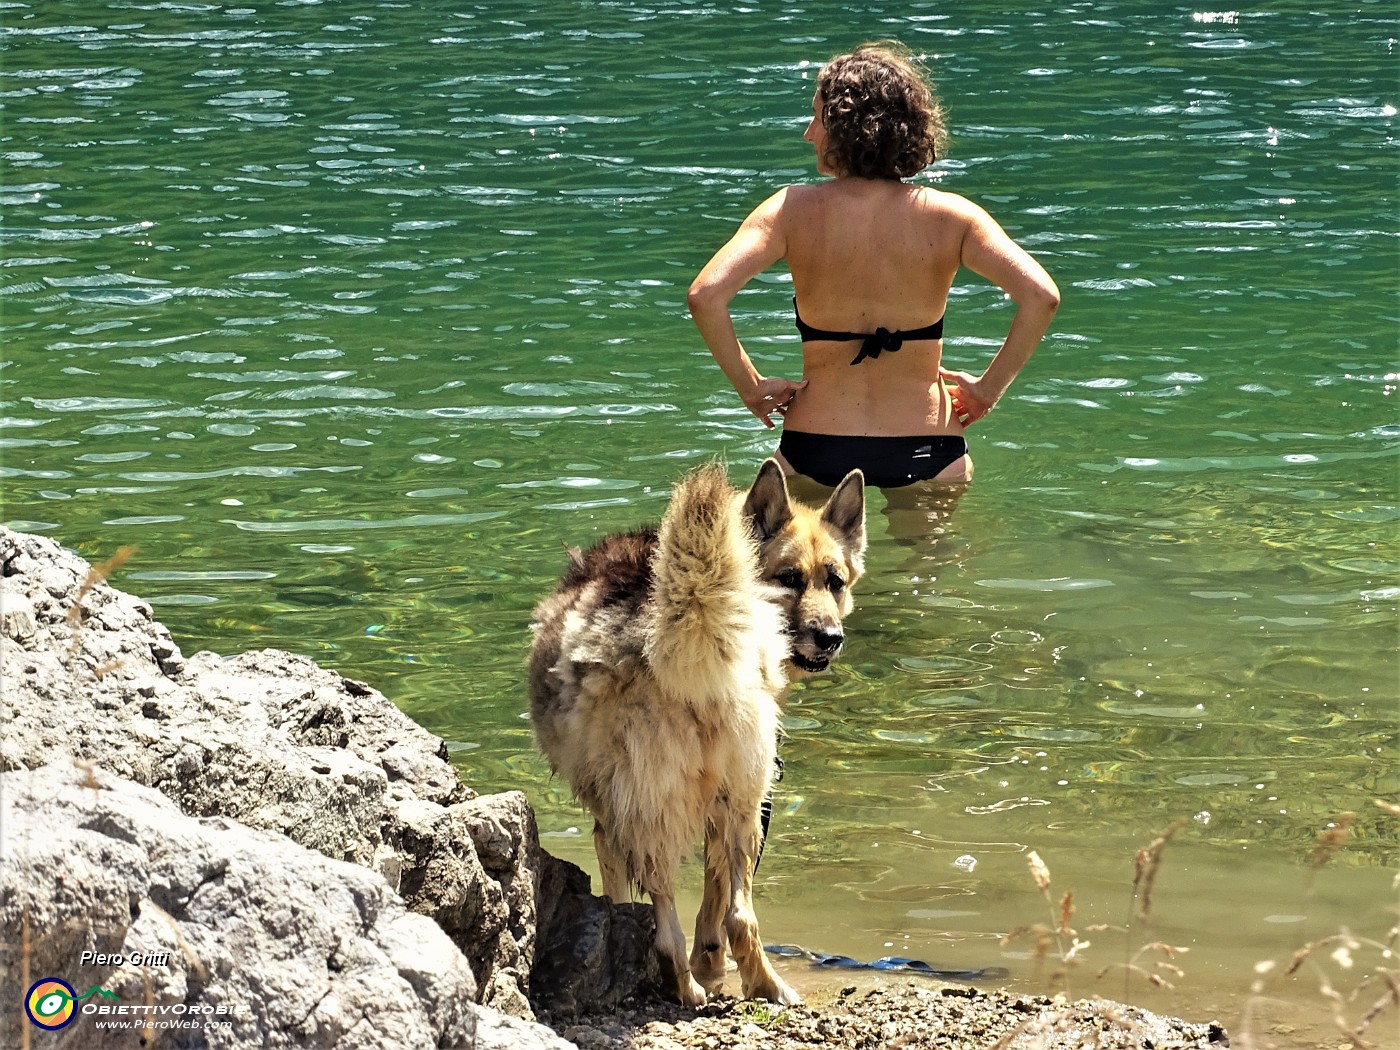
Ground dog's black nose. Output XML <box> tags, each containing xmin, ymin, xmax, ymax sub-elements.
<box><xmin>814</xmin><ymin>626</ymin><xmax>843</xmax><ymax>653</ymax></box>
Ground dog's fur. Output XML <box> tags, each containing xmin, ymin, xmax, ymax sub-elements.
<box><xmin>528</xmin><ymin>459</ymin><xmax>865</xmax><ymax>1006</ymax></box>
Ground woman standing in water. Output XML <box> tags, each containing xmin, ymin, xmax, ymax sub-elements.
<box><xmin>689</xmin><ymin>41</ymin><xmax>1059</xmax><ymax>489</ymax></box>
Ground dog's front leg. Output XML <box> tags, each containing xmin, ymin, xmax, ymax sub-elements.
<box><xmin>689</xmin><ymin>818</ymin><xmax>731</xmax><ymax>995</ymax></box>
<box><xmin>648</xmin><ymin>887</ymin><xmax>707</xmax><ymax>1007</ymax></box>
<box><xmin>724</xmin><ymin>819</ymin><xmax>801</xmax><ymax>1005</ymax></box>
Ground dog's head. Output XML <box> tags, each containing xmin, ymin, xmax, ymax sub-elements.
<box><xmin>743</xmin><ymin>459</ymin><xmax>866</xmax><ymax>675</ymax></box>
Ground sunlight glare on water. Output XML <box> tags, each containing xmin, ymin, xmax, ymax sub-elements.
<box><xmin>2</xmin><ymin>2</ymin><xmax>1395</xmax><ymax>1043</ymax></box>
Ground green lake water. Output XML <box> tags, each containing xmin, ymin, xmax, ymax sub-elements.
<box><xmin>3</xmin><ymin>1</ymin><xmax>1396</xmax><ymax>1042</ymax></box>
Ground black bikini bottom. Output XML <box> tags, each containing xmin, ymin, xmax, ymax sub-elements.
<box><xmin>778</xmin><ymin>430</ymin><xmax>968</xmax><ymax>488</ymax></box>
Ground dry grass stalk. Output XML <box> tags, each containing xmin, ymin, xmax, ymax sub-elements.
<box><xmin>1001</xmin><ymin>923</ymin><xmax>1057</xmax><ymax>980</ymax></box>
<box><xmin>1098</xmin><ymin>940</ymin><xmax>1190</xmax><ymax>991</ymax></box>
<box><xmin>1282</xmin><ymin>931</ymin><xmax>1368</xmax><ymax>978</ymax></box>
<box><xmin>1284</xmin><ymin>941</ymin><xmax>1313</xmax><ymax>978</ymax></box>
<box><xmin>63</xmin><ymin>544</ymin><xmax>137</xmax><ymax>665</ymax></box>
<box><xmin>1026</xmin><ymin>850</ymin><xmax>1051</xmax><ymax>895</ymax></box>
<box><xmin>1317</xmin><ymin>974</ymin><xmax>1375</xmax><ymax>1050</ymax></box>
<box><xmin>1057</xmin><ymin>890</ymin><xmax>1075</xmax><ymax>937</ymax></box>
<box><xmin>64</xmin><ymin>544</ymin><xmax>137</xmax><ymax>628</ymax></box>
<box><xmin>74</xmin><ymin>758</ymin><xmax>102</xmax><ymax>791</ymax></box>
<box><xmin>1274</xmin><ymin>926</ymin><xmax>1398</xmax><ymax>1042</ymax></box>
<box><xmin>1311</xmin><ymin>812</ymin><xmax>1355</xmax><ymax>870</ymax></box>
<box><xmin>145</xmin><ymin>900</ymin><xmax>209</xmax><ymax>981</ymax></box>
<box><xmin>1360</xmin><ymin>971</ymin><xmax>1400</xmax><ymax>1033</ymax></box>
<box><xmin>1131</xmin><ymin>818</ymin><xmax>1186</xmax><ymax>924</ymax></box>
<box><xmin>1320</xmin><ymin>933</ymin><xmax>1398</xmax><ymax>1046</ymax></box>
<box><xmin>1009</xmin><ymin>850</ymin><xmax>1091</xmax><ymax>999</ymax></box>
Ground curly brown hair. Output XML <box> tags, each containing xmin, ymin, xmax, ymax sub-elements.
<box><xmin>816</xmin><ymin>41</ymin><xmax>948</xmax><ymax>180</ymax></box>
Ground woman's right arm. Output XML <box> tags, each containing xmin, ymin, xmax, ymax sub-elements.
<box><xmin>688</xmin><ymin>190</ymin><xmax>807</xmax><ymax>429</ymax></box>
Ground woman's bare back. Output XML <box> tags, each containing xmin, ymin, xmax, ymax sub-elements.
<box><xmin>779</xmin><ymin>180</ymin><xmax>972</xmax><ymax>437</ymax></box>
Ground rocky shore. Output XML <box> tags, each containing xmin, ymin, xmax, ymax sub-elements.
<box><xmin>0</xmin><ymin>526</ymin><xmax>1228</xmax><ymax>1048</ymax></box>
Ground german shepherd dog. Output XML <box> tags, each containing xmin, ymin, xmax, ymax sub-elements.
<box><xmin>528</xmin><ymin>459</ymin><xmax>865</xmax><ymax>1006</ymax></box>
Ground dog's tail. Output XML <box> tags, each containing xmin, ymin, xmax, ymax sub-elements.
<box><xmin>645</xmin><ymin>462</ymin><xmax>786</xmax><ymax>706</ymax></box>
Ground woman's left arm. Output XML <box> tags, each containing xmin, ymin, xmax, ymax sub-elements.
<box><xmin>941</xmin><ymin>199</ymin><xmax>1060</xmax><ymax>425</ymax></box>
<box><xmin>688</xmin><ymin>191</ymin><xmax>806</xmax><ymax>429</ymax></box>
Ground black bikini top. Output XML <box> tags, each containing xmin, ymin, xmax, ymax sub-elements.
<box><xmin>794</xmin><ymin>298</ymin><xmax>944</xmax><ymax>366</ymax></box>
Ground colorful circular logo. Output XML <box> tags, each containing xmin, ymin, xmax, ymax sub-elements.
<box><xmin>25</xmin><ymin>978</ymin><xmax>77</xmax><ymax>1030</ymax></box>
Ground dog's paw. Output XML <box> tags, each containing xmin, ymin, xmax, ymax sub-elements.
<box><xmin>746</xmin><ymin>973</ymin><xmax>801</xmax><ymax>1006</ymax></box>
<box><xmin>772</xmin><ymin>978</ymin><xmax>802</xmax><ymax>1006</ymax></box>
<box><xmin>692</xmin><ymin>969</ymin><xmax>725</xmax><ymax>997</ymax></box>
<box><xmin>676</xmin><ymin>974</ymin><xmax>708</xmax><ymax>1008</ymax></box>
<box><xmin>689</xmin><ymin>947</ymin><xmax>727</xmax><ymax>995</ymax></box>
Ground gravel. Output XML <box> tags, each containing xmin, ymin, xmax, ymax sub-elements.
<box><xmin>541</xmin><ymin>981</ymin><xmax>1230</xmax><ymax>1049</ymax></box>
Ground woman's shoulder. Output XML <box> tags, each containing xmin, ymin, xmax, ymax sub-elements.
<box><xmin>784</xmin><ymin>179</ymin><xmax>979</xmax><ymax>211</ymax></box>
<box><xmin>776</xmin><ymin>178</ymin><xmax>904</xmax><ymax>215</ymax></box>
<box><xmin>911</xmin><ymin>184</ymin><xmax>981</xmax><ymax>214</ymax></box>
<box><xmin>768</xmin><ymin>180</ymin><xmax>989</xmax><ymax>231</ymax></box>
<box><xmin>759</xmin><ymin>182</ymin><xmax>839</xmax><ymax>227</ymax></box>
<box><xmin>774</xmin><ymin>181</ymin><xmax>832</xmax><ymax>207</ymax></box>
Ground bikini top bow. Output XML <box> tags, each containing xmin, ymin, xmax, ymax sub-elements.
<box><xmin>849</xmin><ymin>328</ymin><xmax>903</xmax><ymax>366</ymax></box>
<box><xmin>793</xmin><ymin>298</ymin><xmax>946</xmax><ymax>365</ymax></box>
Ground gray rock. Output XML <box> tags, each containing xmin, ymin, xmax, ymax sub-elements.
<box><xmin>0</xmin><ymin>763</ymin><xmax>492</xmax><ymax>1049</ymax></box>
<box><xmin>530</xmin><ymin>860</ymin><xmax>660</xmax><ymax>1018</ymax></box>
<box><xmin>0</xmin><ymin>525</ymin><xmax>658</xmax><ymax>1032</ymax></box>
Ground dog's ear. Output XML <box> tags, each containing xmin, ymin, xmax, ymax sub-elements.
<box><xmin>820</xmin><ymin>469</ymin><xmax>866</xmax><ymax>555</ymax></box>
<box><xmin>743</xmin><ymin>458</ymin><xmax>794</xmax><ymax>542</ymax></box>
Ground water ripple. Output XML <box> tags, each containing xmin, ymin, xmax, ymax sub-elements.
<box><xmin>224</xmin><ymin>511</ymin><xmax>507</xmax><ymax>533</ymax></box>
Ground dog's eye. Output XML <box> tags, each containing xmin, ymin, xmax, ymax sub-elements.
<box><xmin>827</xmin><ymin>570</ymin><xmax>845</xmax><ymax>593</ymax></box>
<box><xmin>775</xmin><ymin>568</ymin><xmax>804</xmax><ymax>590</ymax></box>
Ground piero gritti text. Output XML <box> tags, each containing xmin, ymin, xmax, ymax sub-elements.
<box><xmin>80</xmin><ymin>950</ymin><xmax>172</xmax><ymax>967</ymax></box>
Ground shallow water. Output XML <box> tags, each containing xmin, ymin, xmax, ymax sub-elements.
<box><xmin>3</xmin><ymin>1</ymin><xmax>1396</xmax><ymax>1043</ymax></box>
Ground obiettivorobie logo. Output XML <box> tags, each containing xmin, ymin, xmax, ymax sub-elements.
<box><xmin>24</xmin><ymin>978</ymin><xmax>120</xmax><ymax>1030</ymax></box>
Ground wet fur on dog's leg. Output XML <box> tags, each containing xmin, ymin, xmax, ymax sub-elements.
<box><xmin>650</xmin><ymin>885</ymin><xmax>707</xmax><ymax>1007</ymax></box>
<box><xmin>690</xmin><ymin>818</ymin><xmax>733</xmax><ymax>994</ymax></box>
<box><xmin>721</xmin><ymin>807</ymin><xmax>798</xmax><ymax>1004</ymax></box>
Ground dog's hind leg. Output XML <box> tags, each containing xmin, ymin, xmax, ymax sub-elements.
<box><xmin>689</xmin><ymin>818</ymin><xmax>731</xmax><ymax>996</ymax></box>
<box><xmin>648</xmin><ymin>885</ymin><xmax>707</xmax><ymax>1007</ymax></box>
<box><xmin>593</xmin><ymin>822</ymin><xmax>630</xmax><ymax>903</ymax></box>
<box><xmin>722</xmin><ymin>814</ymin><xmax>801</xmax><ymax>1005</ymax></box>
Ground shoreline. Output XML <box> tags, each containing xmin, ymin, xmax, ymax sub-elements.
<box><xmin>1</xmin><ymin>524</ymin><xmax>1231</xmax><ymax>1048</ymax></box>
<box><xmin>538</xmin><ymin>981</ymin><xmax>1228</xmax><ymax>1049</ymax></box>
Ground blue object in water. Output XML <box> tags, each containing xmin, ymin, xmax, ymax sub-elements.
<box><xmin>765</xmin><ymin>944</ymin><xmax>1009</xmax><ymax>981</ymax></box>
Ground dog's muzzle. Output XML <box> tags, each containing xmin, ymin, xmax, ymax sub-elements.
<box><xmin>791</xmin><ymin>626</ymin><xmax>843</xmax><ymax>673</ymax></box>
